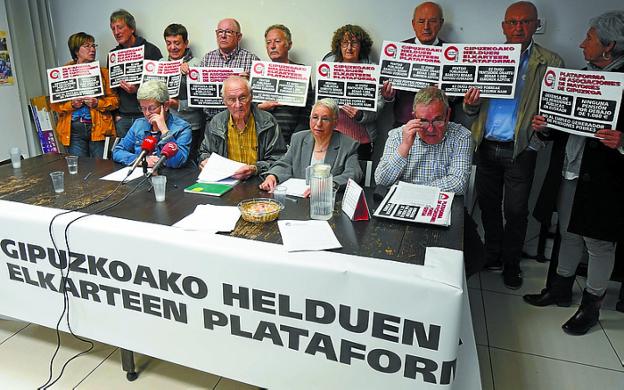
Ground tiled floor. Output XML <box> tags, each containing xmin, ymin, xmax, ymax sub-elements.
<box><xmin>2</xmin><ymin>250</ymin><xmax>624</xmax><ymax>389</ymax></box>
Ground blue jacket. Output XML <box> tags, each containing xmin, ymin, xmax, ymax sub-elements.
<box><xmin>112</xmin><ymin>113</ymin><xmax>192</xmax><ymax>168</ymax></box>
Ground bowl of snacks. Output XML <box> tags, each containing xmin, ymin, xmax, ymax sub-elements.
<box><xmin>238</xmin><ymin>198</ymin><xmax>284</xmax><ymax>223</ymax></box>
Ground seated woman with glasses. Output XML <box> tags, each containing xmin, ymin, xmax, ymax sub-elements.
<box><xmin>322</xmin><ymin>24</ymin><xmax>388</xmax><ymax>161</ymax></box>
<box><xmin>112</xmin><ymin>80</ymin><xmax>191</xmax><ymax>168</ymax></box>
<box><xmin>51</xmin><ymin>32</ymin><xmax>119</xmax><ymax>158</ymax></box>
<box><xmin>259</xmin><ymin>98</ymin><xmax>363</xmax><ymax>197</ymax></box>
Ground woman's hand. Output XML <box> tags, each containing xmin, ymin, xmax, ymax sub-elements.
<box><xmin>532</xmin><ymin>115</ymin><xmax>548</xmax><ymax>132</ymax></box>
<box><xmin>303</xmin><ymin>187</ymin><xmax>311</xmax><ymax>198</ymax></box>
<box><xmin>146</xmin><ymin>155</ymin><xmax>159</xmax><ymax>167</ymax></box>
<box><xmin>463</xmin><ymin>87</ymin><xmax>481</xmax><ymax>106</ymax></box>
<box><xmin>380</xmin><ymin>80</ymin><xmax>395</xmax><ymax>100</ymax></box>
<box><xmin>119</xmin><ymin>80</ymin><xmax>138</xmax><ymax>94</ymax></box>
<box><xmin>180</xmin><ymin>62</ymin><xmax>190</xmax><ymax>75</ymax></box>
<box><xmin>596</xmin><ymin>129</ymin><xmax>623</xmax><ymax>149</ymax></box>
<box><xmin>340</xmin><ymin>104</ymin><xmax>359</xmax><ymax>119</ymax></box>
<box><xmin>259</xmin><ymin>175</ymin><xmax>277</xmax><ymax>192</ymax></box>
<box><xmin>258</xmin><ymin>101</ymin><xmax>281</xmax><ymax>111</ymax></box>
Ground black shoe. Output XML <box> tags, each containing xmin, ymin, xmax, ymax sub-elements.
<box><xmin>523</xmin><ymin>274</ymin><xmax>575</xmax><ymax>307</ymax></box>
<box><xmin>503</xmin><ymin>272</ymin><xmax>523</xmax><ymax>289</ymax></box>
<box><xmin>562</xmin><ymin>290</ymin><xmax>603</xmax><ymax>335</ymax></box>
<box><xmin>485</xmin><ymin>259</ymin><xmax>503</xmax><ymax>271</ymax></box>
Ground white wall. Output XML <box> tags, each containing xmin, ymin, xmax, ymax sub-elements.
<box><xmin>0</xmin><ymin>0</ymin><xmax>28</xmax><ymax>160</ymax></box>
<box><xmin>48</xmin><ymin>0</ymin><xmax>622</xmax><ymax>71</ymax></box>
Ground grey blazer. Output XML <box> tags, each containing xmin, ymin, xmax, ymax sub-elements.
<box><xmin>265</xmin><ymin>130</ymin><xmax>363</xmax><ymax>190</ymax></box>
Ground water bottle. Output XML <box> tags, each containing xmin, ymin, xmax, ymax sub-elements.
<box><xmin>310</xmin><ymin>163</ymin><xmax>333</xmax><ymax>220</ymax></box>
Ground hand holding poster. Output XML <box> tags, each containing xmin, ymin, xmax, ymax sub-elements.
<box><xmin>440</xmin><ymin>44</ymin><xmax>521</xmax><ymax>98</ymax></box>
<box><xmin>187</xmin><ymin>67</ymin><xmax>243</xmax><ymax>108</ymax></box>
<box><xmin>142</xmin><ymin>59</ymin><xmax>183</xmax><ymax>98</ymax></box>
<box><xmin>539</xmin><ymin>67</ymin><xmax>624</xmax><ymax>137</ymax></box>
<box><xmin>108</xmin><ymin>46</ymin><xmax>145</xmax><ymax>88</ymax></box>
<box><xmin>47</xmin><ymin>61</ymin><xmax>103</xmax><ymax>103</ymax></box>
<box><xmin>250</xmin><ymin>61</ymin><xmax>311</xmax><ymax>107</ymax></box>
<box><xmin>315</xmin><ymin>62</ymin><xmax>379</xmax><ymax>111</ymax></box>
<box><xmin>378</xmin><ymin>40</ymin><xmax>441</xmax><ymax>92</ymax></box>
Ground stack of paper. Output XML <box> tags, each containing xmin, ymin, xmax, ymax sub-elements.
<box><xmin>277</xmin><ymin>220</ymin><xmax>342</xmax><ymax>252</ymax></box>
<box><xmin>280</xmin><ymin>178</ymin><xmax>308</xmax><ymax>197</ymax></box>
<box><xmin>173</xmin><ymin>204</ymin><xmax>241</xmax><ymax>233</ymax></box>
<box><xmin>373</xmin><ymin>182</ymin><xmax>454</xmax><ymax>226</ymax></box>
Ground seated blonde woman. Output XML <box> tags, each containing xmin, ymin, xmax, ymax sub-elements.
<box><xmin>259</xmin><ymin>98</ymin><xmax>363</xmax><ymax>197</ymax></box>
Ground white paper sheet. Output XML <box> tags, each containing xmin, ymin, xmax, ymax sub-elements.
<box><xmin>394</xmin><ymin>181</ymin><xmax>439</xmax><ymax>207</ymax></box>
<box><xmin>278</xmin><ymin>220</ymin><xmax>342</xmax><ymax>252</ymax></box>
<box><xmin>100</xmin><ymin>166</ymin><xmax>151</xmax><ymax>182</ymax></box>
<box><xmin>173</xmin><ymin>204</ymin><xmax>241</xmax><ymax>233</ymax></box>
<box><xmin>198</xmin><ymin>154</ymin><xmax>245</xmax><ymax>183</ymax></box>
<box><xmin>280</xmin><ymin>178</ymin><xmax>308</xmax><ymax>197</ymax></box>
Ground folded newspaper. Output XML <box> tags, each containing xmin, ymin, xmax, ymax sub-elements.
<box><xmin>373</xmin><ymin>183</ymin><xmax>454</xmax><ymax>226</ymax></box>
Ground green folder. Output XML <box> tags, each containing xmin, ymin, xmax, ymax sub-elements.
<box><xmin>184</xmin><ymin>182</ymin><xmax>233</xmax><ymax>197</ymax></box>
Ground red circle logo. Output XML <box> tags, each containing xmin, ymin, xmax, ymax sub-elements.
<box><xmin>49</xmin><ymin>69</ymin><xmax>60</xmax><ymax>79</ymax></box>
<box><xmin>109</xmin><ymin>53</ymin><xmax>117</xmax><ymax>64</ymax></box>
<box><xmin>544</xmin><ymin>69</ymin><xmax>556</xmax><ymax>88</ymax></box>
<box><xmin>145</xmin><ymin>62</ymin><xmax>155</xmax><ymax>72</ymax></box>
<box><xmin>444</xmin><ymin>46</ymin><xmax>459</xmax><ymax>61</ymax></box>
<box><xmin>188</xmin><ymin>69</ymin><xmax>199</xmax><ymax>81</ymax></box>
<box><xmin>318</xmin><ymin>63</ymin><xmax>331</xmax><ymax>78</ymax></box>
<box><xmin>384</xmin><ymin>43</ymin><xmax>398</xmax><ymax>58</ymax></box>
<box><xmin>253</xmin><ymin>62</ymin><xmax>265</xmax><ymax>75</ymax></box>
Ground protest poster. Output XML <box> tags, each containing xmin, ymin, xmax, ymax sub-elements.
<box><xmin>250</xmin><ymin>61</ymin><xmax>311</xmax><ymax>107</ymax></box>
<box><xmin>316</xmin><ymin>62</ymin><xmax>379</xmax><ymax>111</ymax></box>
<box><xmin>108</xmin><ymin>46</ymin><xmax>144</xmax><ymax>88</ymax></box>
<box><xmin>0</xmin><ymin>31</ymin><xmax>14</xmax><ymax>86</ymax></box>
<box><xmin>440</xmin><ymin>44</ymin><xmax>520</xmax><ymax>98</ymax></box>
<box><xmin>141</xmin><ymin>59</ymin><xmax>183</xmax><ymax>98</ymax></box>
<box><xmin>378</xmin><ymin>40</ymin><xmax>441</xmax><ymax>92</ymax></box>
<box><xmin>187</xmin><ymin>67</ymin><xmax>243</xmax><ymax>108</ymax></box>
<box><xmin>539</xmin><ymin>67</ymin><xmax>624</xmax><ymax>137</ymax></box>
<box><xmin>47</xmin><ymin>61</ymin><xmax>103</xmax><ymax>103</ymax></box>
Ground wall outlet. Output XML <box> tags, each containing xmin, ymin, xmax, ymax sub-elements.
<box><xmin>535</xmin><ymin>18</ymin><xmax>546</xmax><ymax>34</ymax></box>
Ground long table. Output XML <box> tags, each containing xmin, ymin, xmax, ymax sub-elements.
<box><xmin>0</xmin><ymin>155</ymin><xmax>479</xmax><ymax>389</ymax></box>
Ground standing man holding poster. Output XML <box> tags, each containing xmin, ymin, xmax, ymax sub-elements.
<box><xmin>257</xmin><ymin>24</ymin><xmax>313</xmax><ymax>145</ymax></box>
<box><xmin>199</xmin><ymin>18</ymin><xmax>260</xmax><ymax>124</ymax></box>
<box><xmin>109</xmin><ymin>9</ymin><xmax>163</xmax><ymax>138</ymax></box>
<box><xmin>462</xmin><ymin>1</ymin><xmax>563</xmax><ymax>289</ymax></box>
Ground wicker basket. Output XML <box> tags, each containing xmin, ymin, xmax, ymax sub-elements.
<box><xmin>238</xmin><ymin>198</ymin><xmax>284</xmax><ymax>223</ymax></box>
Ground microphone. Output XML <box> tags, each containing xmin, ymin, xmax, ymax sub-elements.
<box><xmin>147</xmin><ymin>142</ymin><xmax>179</xmax><ymax>177</ymax></box>
<box><xmin>126</xmin><ymin>135</ymin><xmax>158</xmax><ymax>178</ymax></box>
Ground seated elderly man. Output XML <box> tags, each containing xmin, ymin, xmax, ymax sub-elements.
<box><xmin>375</xmin><ymin>86</ymin><xmax>472</xmax><ymax>194</ymax></box>
<box><xmin>259</xmin><ymin>98</ymin><xmax>363</xmax><ymax>196</ymax></box>
<box><xmin>113</xmin><ymin>80</ymin><xmax>191</xmax><ymax>168</ymax></box>
<box><xmin>198</xmin><ymin>76</ymin><xmax>286</xmax><ymax>180</ymax></box>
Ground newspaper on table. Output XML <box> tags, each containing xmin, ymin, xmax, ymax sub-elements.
<box><xmin>373</xmin><ymin>183</ymin><xmax>454</xmax><ymax>226</ymax></box>
<box><xmin>249</xmin><ymin>60</ymin><xmax>311</xmax><ymax>107</ymax></box>
<box><xmin>440</xmin><ymin>43</ymin><xmax>521</xmax><ymax>98</ymax></box>
<box><xmin>187</xmin><ymin>66</ymin><xmax>243</xmax><ymax>108</ymax></box>
<box><xmin>108</xmin><ymin>46</ymin><xmax>144</xmax><ymax>88</ymax></box>
<box><xmin>141</xmin><ymin>59</ymin><xmax>182</xmax><ymax>98</ymax></box>
<box><xmin>378</xmin><ymin>40</ymin><xmax>441</xmax><ymax>92</ymax></box>
<box><xmin>539</xmin><ymin>67</ymin><xmax>624</xmax><ymax>137</ymax></box>
<box><xmin>47</xmin><ymin>61</ymin><xmax>103</xmax><ymax>103</ymax></box>
<box><xmin>315</xmin><ymin>61</ymin><xmax>379</xmax><ymax>111</ymax></box>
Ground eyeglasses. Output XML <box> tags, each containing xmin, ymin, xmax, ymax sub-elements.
<box><xmin>417</xmin><ymin>119</ymin><xmax>446</xmax><ymax>129</ymax></box>
<box><xmin>340</xmin><ymin>40</ymin><xmax>360</xmax><ymax>48</ymax></box>
<box><xmin>140</xmin><ymin>104</ymin><xmax>162</xmax><ymax>114</ymax></box>
<box><xmin>81</xmin><ymin>44</ymin><xmax>98</xmax><ymax>49</ymax></box>
<box><xmin>415</xmin><ymin>18</ymin><xmax>442</xmax><ymax>25</ymax></box>
<box><xmin>215</xmin><ymin>29</ymin><xmax>239</xmax><ymax>37</ymax></box>
<box><xmin>224</xmin><ymin>95</ymin><xmax>250</xmax><ymax>105</ymax></box>
<box><xmin>503</xmin><ymin>19</ymin><xmax>537</xmax><ymax>27</ymax></box>
<box><xmin>310</xmin><ymin>115</ymin><xmax>333</xmax><ymax>124</ymax></box>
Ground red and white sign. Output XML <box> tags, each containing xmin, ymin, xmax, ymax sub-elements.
<box><xmin>379</xmin><ymin>40</ymin><xmax>442</xmax><ymax>92</ymax></box>
<box><xmin>47</xmin><ymin>61</ymin><xmax>103</xmax><ymax>103</ymax></box>
<box><xmin>141</xmin><ymin>59</ymin><xmax>183</xmax><ymax>98</ymax></box>
<box><xmin>315</xmin><ymin>61</ymin><xmax>380</xmax><ymax>111</ymax></box>
<box><xmin>440</xmin><ymin>44</ymin><xmax>521</xmax><ymax>98</ymax></box>
<box><xmin>187</xmin><ymin>67</ymin><xmax>243</xmax><ymax>108</ymax></box>
<box><xmin>249</xmin><ymin>61</ymin><xmax>311</xmax><ymax>107</ymax></box>
<box><xmin>108</xmin><ymin>46</ymin><xmax>145</xmax><ymax>88</ymax></box>
<box><xmin>539</xmin><ymin>66</ymin><xmax>624</xmax><ymax>137</ymax></box>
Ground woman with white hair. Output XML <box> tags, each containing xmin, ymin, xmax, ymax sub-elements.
<box><xmin>112</xmin><ymin>80</ymin><xmax>192</xmax><ymax>168</ymax></box>
<box><xmin>259</xmin><ymin>98</ymin><xmax>363</xmax><ymax>197</ymax></box>
<box><xmin>524</xmin><ymin>10</ymin><xmax>624</xmax><ymax>335</ymax></box>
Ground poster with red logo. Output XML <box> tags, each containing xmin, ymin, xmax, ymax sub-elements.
<box><xmin>108</xmin><ymin>46</ymin><xmax>144</xmax><ymax>88</ymax></box>
<box><xmin>315</xmin><ymin>62</ymin><xmax>379</xmax><ymax>111</ymax></box>
<box><xmin>440</xmin><ymin>44</ymin><xmax>520</xmax><ymax>98</ymax></box>
<box><xmin>186</xmin><ymin>67</ymin><xmax>243</xmax><ymax>108</ymax></box>
<box><xmin>47</xmin><ymin>61</ymin><xmax>103</xmax><ymax>103</ymax></box>
<box><xmin>249</xmin><ymin>61</ymin><xmax>311</xmax><ymax>107</ymax></box>
<box><xmin>141</xmin><ymin>59</ymin><xmax>183</xmax><ymax>98</ymax></box>
<box><xmin>378</xmin><ymin>40</ymin><xmax>441</xmax><ymax>92</ymax></box>
<box><xmin>539</xmin><ymin>67</ymin><xmax>624</xmax><ymax>137</ymax></box>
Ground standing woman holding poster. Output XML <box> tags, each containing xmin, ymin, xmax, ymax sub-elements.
<box><xmin>524</xmin><ymin>11</ymin><xmax>624</xmax><ymax>335</ymax></box>
<box><xmin>51</xmin><ymin>32</ymin><xmax>119</xmax><ymax>158</ymax></box>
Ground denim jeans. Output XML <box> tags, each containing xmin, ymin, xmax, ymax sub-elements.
<box><xmin>476</xmin><ymin>140</ymin><xmax>537</xmax><ymax>276</ymax></box>
<box><xmin>68</xmin><ymin>120</ymin><xmax>104</xmax><ymax>158</ymax></box>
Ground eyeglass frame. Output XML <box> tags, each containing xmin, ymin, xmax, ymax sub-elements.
<box><xmin>139</xmin><ymin>103</ymin><xmax>163</xmax><ymax>114</ymax></box>
<box><xmin>223</xmin><ymin>94</ymin><xmax>250</xmax><ymax>105</ymax></box>
<box><xmin>340</xmin><ymin>40</ymin><xmax>361</xmax><ymax>49</ymax></box>
<box><xmin>503</xmin><ymin>19</ymin><xmax>538</xmax><ymax>27</ymax></box>
<box><xmin>215</xmin><ymin>29</ymin><xmax>240</xmax><ymax>37</ymax></box>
